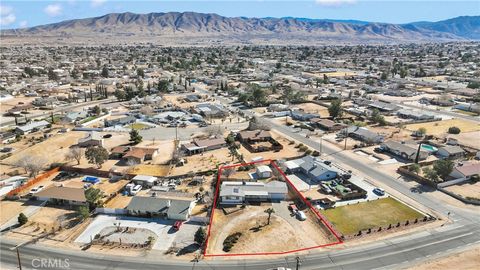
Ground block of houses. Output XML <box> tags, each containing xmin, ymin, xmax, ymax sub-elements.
<box><xmin>380</xmin><ymin>140</ymin><xmax>429</xmax><ymax>161</ymax></box>
<box><xmin>340</xmin><ymin>126</ymin><xmax>384</xmax><ymax>144</ymax></box>
<box><xmin>449</xmin><ymin>162</ymin><xmax>480</xmax><ymax>180</ymax></box>
<box><xmin>310</xmin><ymin>118</ymin><xmax>347</xmax><ymax>131</ymax></box>
<box><xmin>122</xmin><ymin>147</ymin><xmax>159</xmax><ymax>164</ymax></box>
<box><xmin>437</xmin><ymin>146</ymin><xmax>465</xmax><ymax>160</ymax></box>
<box><xmin>397</xmin><ymin>109</ymin><xmax>437</xmax><ymax>120</ymax></box>
<box><xmin>77</xmin><ymin>131</ymin><xmax>104</xmax><ymax>147</ymax></box>
<box><xmin>125</xmin><ymin>196</ymin><xmax>196</xmax><ymax>220</ymax></box>
<box><xmin>195</xmin><ymin>103</ymin><xmax>228</xmax><ymax>118</ymax></box>
<box><xmin>132</xmin><ymin>175</ymin><xmax>158</xmax><ymax>188</ymax></box>
<box><xmin>63</xmin><ymin>111</ymin><xmax>88</xmax><ymax>123</ymax></box>
<box><xmin>34</xmin><ymin>186</ymin><xmax>87</xmax><ymax>206</ymax></box>
<box><xmin>368</xmin><ymin>100</ymin><xmax>400</xmax><ymax>114</ymax></box>
<box><xmin>219</xmin><ymin>180</ymin><xmax>288</xmax><ymax>205</ymax></box>
<box><xmin>15</xmin><ymin>120</ymin><xmax>50</xmax><ymax>135</ymax></box>
<box><xmin>290</xmin><ymin>110</ymin><xmax>319</xmax><ymax>121</ymax></box>
<box><xmin>181</xmin><ymin>137</ymin><xmax>227</xmax><ymax>155</ymax></box>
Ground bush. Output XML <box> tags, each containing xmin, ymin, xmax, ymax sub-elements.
<box><xmin>223</xmin><ymin>232</ymin><xmax>242</xmax><ymax>252</ymax></box>
<box><xmin>448</xmin><ymin>126</ymin><xmax>461</xmax><ymax>134</ymax></box>
<box><xmin>305</xmin><ymin>149</ymin><xmax>312</xmax><ymax>155</ymax></box>
<box><xmin>18</xmin><ymin>213</ymin><xmax>28</xmax><ymax>226</ymax></box>
<box><xmin>312</xmin><ymin>150</ymin><xmax>320</xmax><ymax>157</ymax></box>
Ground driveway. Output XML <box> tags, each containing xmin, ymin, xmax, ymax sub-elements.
<box><xmin>75</xmin><ymin>215</ymin><xmax>201</xmax><ymax>250</ymax></box>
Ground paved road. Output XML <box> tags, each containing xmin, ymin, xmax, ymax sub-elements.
<box><xmin>1</xmin><ymin>222</ymin><xmax>480</xmax><ymax>270</ymax></box>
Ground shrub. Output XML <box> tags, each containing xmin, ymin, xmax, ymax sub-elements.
<box><xmin>312</xmin><ymin>150</ymin><xmax>320</xmax><ymax>156</ymax></box>
<box><xmin>18</xmin><ymin>213</ymin><xmax>28</xmax><ymax>226</ymax></box>
<box><xmin>448</xmin><ymin>126</ymin><xmax>461</xmax><ymax>134</ymax></box>
<box><xmin>305</xmin><ymin>149</ymin><xmax>312</xmax><ymax>155</ymax></box>
<box><xmin>223</xmin><ymin>232</ymin><xmax>242</xmax><ymax>252</ymax></box>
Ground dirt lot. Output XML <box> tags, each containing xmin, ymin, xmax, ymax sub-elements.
<box><xmin>295</xmin><ymin>103</ymin><xmax>330</xmax><ymax>116</ymax></box>
<box><xmin>405</xmin><ymin>119</ymin><xmax>480</xmax><ymax>137</ymax></box>
<box><xmin>129</xmin><ymin>164</ymin><xmax>171</xmax><ymax>177</ymax></box>
<box><xmin>406</xmin><ymin>245</ymin><xmax>480</xmax><ymax>270</ymax></box>
<box><xmin>136</xmin><ymin>140</ymin><xmax>175</xmax><ymax>164</ymax></box>
<box><xmin>322</xmin><ymin>197</ymin><xmax>425</xmax><ymax>236</ymax></box>
<box><xmin>445</xmin><ymin>182</ymin><xmax>480</xmax><ymax>200</ymax></box>
<box><xmin>238</xmin><ymin>131</ymin><xmax>304</xmax><ymax>162</ymax></box>
<box><xmin>3</xmin><ymin>131</ymin><xmax>86</xmax><ymax>165</ymax></box>
<box><xmin>170</xmin><ymin>147</ymin><xmax>232</xmax><ymax>176</ymax></box>
<box><xmin>206</xmin><ymin>203</ymin><xmax>333</xmax><ymax>255</ymax></box>
<box><xmin>0</xmin><ymin>200</ymin><xmax>28</xmax><ymax>225</ymax></box>
<box><xmin>105</xmin><ymin>194</ymin><xmax>132</xmax><ymax>208</ymax></box>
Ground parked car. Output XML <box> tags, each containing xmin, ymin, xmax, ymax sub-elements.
<box><xmin>173</xmin><ymin>221</ymin><xmax>183</xmax><ymax>231</ymax></box>
<box><xmin>288</xmin><ymin>203</ymin><xmax>298</xmax><ymax>213</ymax></box>
<box><xmin>320</xmin><ymin>184</ymin><xmax>332</xmax><ymax>194</ymax></box>
<box><xmin>130</xmin><ymin>185</ymin><xmax>142</xmax><ymax>195</ymax></box>
<box><xmin>373</xmin><ymin>187</ymin><xmax>385</xmax><ymax>196</ymax></box>
<box><xmin>103</xmin><ymin>134</ymin><xmax>112</xmax><ymax>138</ymax></box>
<box><xmin>295</xmin><ymin>210</ymin><xmax>307</xmax><ymax>221</ymax></box>
<box><xmin>29</xmin><ymin>185</ymin><xmax>45</xmax><ymax>195</ymax></box>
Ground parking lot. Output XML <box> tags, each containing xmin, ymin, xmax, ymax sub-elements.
<box><xmin>75</xmin><ymin>215</ymin><xmax>201</xmax><ymax>251</ymax></box>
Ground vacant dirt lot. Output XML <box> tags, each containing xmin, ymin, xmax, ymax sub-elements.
<box><xmin>0</xmin><ymin>200</ymin><xmax>28</xmax><ymax>225</ymax></box>
<box><xmin>206</xmin><ymin>202</ymin><xmax>333</xmax><ymax>255</ymax></box>
<box><xmin>170</xmin><ymin>147</ymin><xmax>232</xmax><ymax>176</ymax></box>
<box><xmin>129</xmin><ymin>164</ymin><xmax>171</xmax><ymax>177</ymax></box>
<box><xmin>136</xmin><ymin>140</ymin><xmax>175</xmax><ymax>165</ymax></box>
<box><xmin>4</xmin><ymin>131</ymin><xmax>85</xmax><ymax>165</ymax></box>
<box><xmin>445</xmin><ymin>182</ymin><xmax>480</xmax><ymax>200</ymax></box>
<box><xmin>405</xmin><ymin>119</ymin><xmax>480</xmax><ymax>136</ymax></box>
<box><xmin>322</xmin><ymin>197</ymin><xmax>424</xmax><ymax>236</ymax></box>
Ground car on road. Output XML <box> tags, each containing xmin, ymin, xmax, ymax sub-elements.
<box><xmin>130</xmin><ymin>185</ymin><xmax>142</xmax><ymax>195</ymax></box>
<box><xmin>103</xmin><ymin>134</ymin><xmax>112</xmax><ymax>138</ymax></box>
<box><xmin>373</xmin><ymin>187</ymin><xmax>385</xmax><ymax>196</ymax></box>
<box><xmin>295</xmin><ymin>210</ymin><xmax>307</xmax><ymax>221</ymax></box>
<box><xmin>29</xmin><ymin>185</ymin><xmax>45</xmax><ymax>195</ymax></box>
<box><xmin>173</xmin><ymin>221</ymin><xmax>183</xmax><ymax>231</ymax></box>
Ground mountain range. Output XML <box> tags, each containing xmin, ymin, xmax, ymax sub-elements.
<box><xmin>2</xmin><ymin>12</ymin><xmax>479</xmax><ymax>45</ymax></box>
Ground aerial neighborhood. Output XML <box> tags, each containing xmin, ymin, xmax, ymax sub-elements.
<box><xmin>0</xmin><ymin>5</ymin><xmax>479</xmax><ymax>270</ymax></box>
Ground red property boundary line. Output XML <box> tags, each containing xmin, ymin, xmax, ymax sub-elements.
<box><xmin>203</xmin><ymin>159</ymin><xmax>343</xmax><ymax>257</ymax></box>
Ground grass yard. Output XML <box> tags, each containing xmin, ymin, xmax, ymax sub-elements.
<box><xmin>321</xmin><ymin>197</ymin><xmax>424</xmax><ymax>236</ymax></box>
<box><xmin>128</xmin><ymin>123</ymin><xmax>149</xmax><ymax>130</ymax></box>
<box><xmin>405</xmin><ymin>119</ymin><xmax>480</xmax><ymax>136</ymax></box>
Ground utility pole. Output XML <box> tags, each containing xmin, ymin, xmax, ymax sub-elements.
<box><xmin>16</xmin><ymin>248</ymin><xmax>22</xmax><ymax>270</ymax></box>
<box><xmin>344</xmin><ymin>128</ymin><xmax>348</xmax><ymax>150</ymax></box>
<box><xmin>295</xmin><ymin>256</ymin><xmax>301</xmax><ymax>270</ymax></box>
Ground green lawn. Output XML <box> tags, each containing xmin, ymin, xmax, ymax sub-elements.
<box><xmin>321</xmin><ymin>197</ymin><xmax>424</xmax><ymax>236</ymax></box>
<box><xmin>128</xmin><ymin>123</ymin><xmax>148</xmax><ymax>130</ymax></box>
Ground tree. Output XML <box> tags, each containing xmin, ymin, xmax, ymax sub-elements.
<box><xmin>417</xmin><ymin>127</ymin><xmax>427</xmax><ymax>135</ymax></box>
<box><xmin>157</xmin><ymin>80</ymin><xmax>169</xmax><ymax>92</ymax></box>
<box><xmin>423</xmin><ymin>167</ymin><xmax>439</xmax><ymax>182</ymax></box>
<box><xmin>92</xmin><ymin>105</ymin><xmax>101</xmax><ymax>116</ymax></box>
<box><xmin>137</xmin><ymin>68</ymin><xmax>145</xmax><ymax>78</ymax></box>
<box><xmin>48</xmin><ymin>68</ymin><xmax>59</xmax><ymax>81</ymax></box>
<box><xmin>77</xmin><ymin>205</ymin><xmax>90</xmax><ymax>221</ymax></box>
<box><xmin>114</xmin><ymin>89</ymin><xmax>126</xmax><ymax>101</ymax></box>
<box><xmin>18</xmin><ymin>213</ymin><xmax>28</xmax><ymax>226</ymax></box>
<box><xmin>101</xmin><ymin>66</ymin><xmax>109</xmax><ymax>78</ymax></box>
<box><xmin>129</xmin><ymin>129</ymin><xmax>143</xmax><ymax>144</ymax></box>
<box><xmin>408</xmin><ymin>164</ymin><xmax>421</xmax><ymax>174</ymax></box>
<box><xmin>433</xmin><ymin>159</ymin><xmax>454</xmax><ymax>180</ymax></box>
<box><xmin>85</xmin><ymin>188</ymin><xmax>104</xmax><ymax>209</ymax></box>
<box><xmin>194</xmin><ymin>227</ymin><xmax>206</xmax><ymax>246</ymax></box>
<box><xmin>323</xmin><ymin>74</ymin><xmax>329</xmax><ymax>84</ymax></box>
<box><xmin>448</xmin><ymin>126</ymin><xmax>461</xmax><ymax>134</ymax></box>
<box><xmin>14</xmin><ymin>156</ymin><xmax>44</xmax><ymax>177</ymax></box>
<box><xmin>264</xmin><ymin>208</ymin><xmax>275</xmax><ymax>225</ymax></box>
<box><xmin>222</xmin><ymin>168</ymin><xmax>235</xmax><ymax>179</ymax></box>
<box><xmin>371</xmin><ymin>109</ymin><xmax>387</xmax><ymax>126</ymax></box>
<box><xmin>66</xmin><ymin>147</ymin><xmax>84</xmax><ymax>165</ymax></box>
<box><xmin>251</xmin><ymin>86</ymin><xmax>266</xmax><ymax>106</ymax></box>
<box><xmin>328</xmin><ymin>99</ymin><xmax>343</xmax><ymax>119</ymax></box>
<box><xmin>399</xmin><ymin>67</ymin><xmax>408</xmax><ymax>78</ymax></box>
<box><xmin>85</xmin><ymin>146</ymin><xmax>109</xmax><ymax>168</ymax></box>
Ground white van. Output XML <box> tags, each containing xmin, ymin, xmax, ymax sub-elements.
<box><xmin>296</xmin><ymin>210</ymin><xmax>307</xmax><ymax>221</ymax></box>
<box><xmin>130</xmin><ymin>185</ymin><xmax>142</xmax><ymax>195</ymax></box>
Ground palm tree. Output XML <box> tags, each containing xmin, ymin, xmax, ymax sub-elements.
<box><xmin>264</xmin><ymin>208</ymin><xmax>275</xmax><ymax>225</ymax></box>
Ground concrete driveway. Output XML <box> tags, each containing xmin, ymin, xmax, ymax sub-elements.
<box><xmin>75</xmin><ymin>215</ymin><xmax>201</xmax><ymax>251</ymax></box>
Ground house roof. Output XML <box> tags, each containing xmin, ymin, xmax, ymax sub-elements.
<box><xmin>439</xmin><ymin>146</ymin><xmax>465</xmax><ymax>155</ymax></box>
<box><xmin>193</xmin><ymin>137</ymin><xmax>225</xmax><ymax>148</ymax></box>
<box><xmin>16</xmin><ymin>120</ymin><xmax>49</xmax><ymax>132</ymax></box>
<box><xmin>297</xmin><ymin>156</ymin><xmax>339</xmax><ymax>178</ymax></box>
<box><xmin>126</xmin><ymin>196</ymin><xmax>194</xmax><ymax>218</ymax></box>
<box><xmin>35</xmin><ymin>186</ymin><xmax>86</xmax><ymax>202</ymax></box>
<box><xmin>132</xmin><ymin>175</ymin><xmax>157</xmax><ymax>183</ymax></box>
<box><xmin>454</xmin><ymin>163</ymin><xmax>480</xmax><ymax>177</ymax></box>
<box><xmin>78</xmin><ymin>131</ymin><xmax>102</xmax><ymax>143</ymax></box>
<box><xmin>220</xmin><ymin>180</ymin><xmax>288</xmax><ymax>197</ymax></box>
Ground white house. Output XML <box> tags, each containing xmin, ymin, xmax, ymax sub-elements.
<box><xmin>219</xmin><ymin>181</ymin><xmax>288</xmax><ymax>205</ymax></box>
<box><xmin>132</xmin><ymin>175</ymin><xmax>158</xmax><ymax>188</ymax></box>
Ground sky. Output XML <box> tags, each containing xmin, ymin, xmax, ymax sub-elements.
<box><xmin>0</xmin><ymin>0</ymin><xmax>479</xmax><ymax>29</ymax></box>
